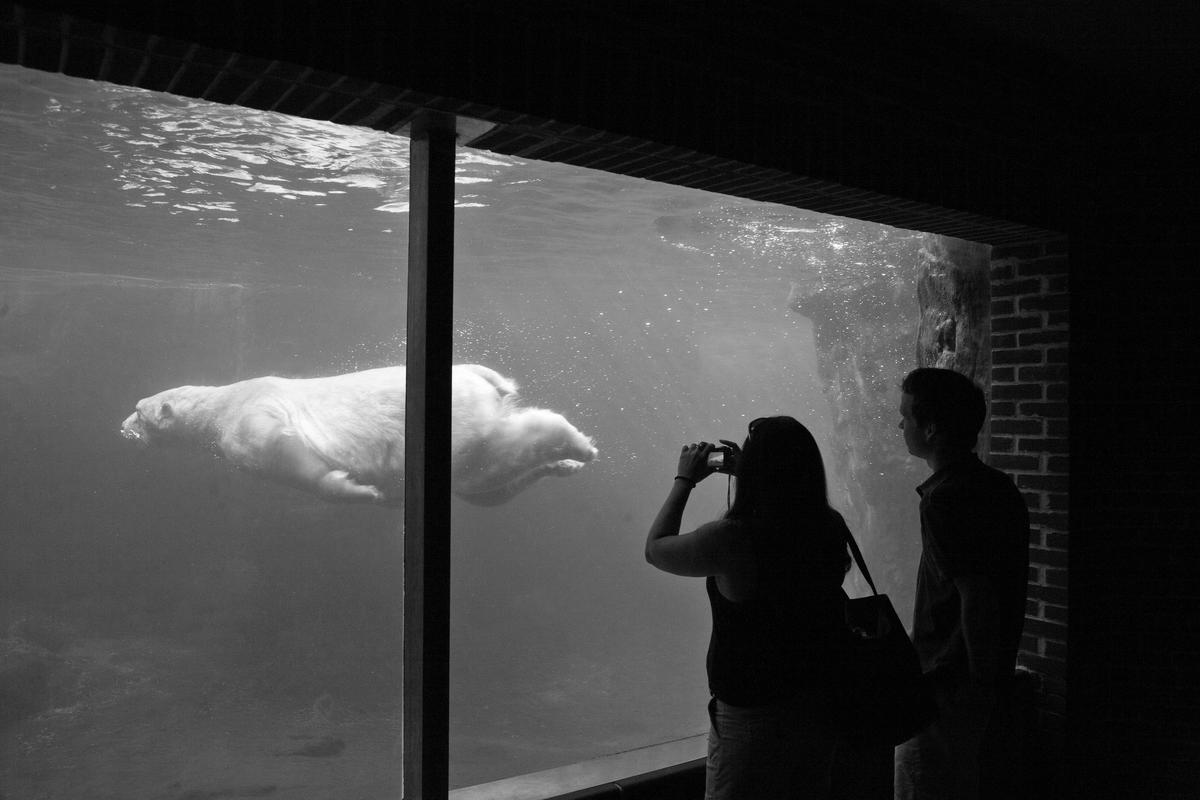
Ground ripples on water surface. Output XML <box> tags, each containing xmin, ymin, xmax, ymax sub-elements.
<box><xmin>0</xmin><ymin>64</ymin><xmax>928</xmax><ymax>796</ymax></box>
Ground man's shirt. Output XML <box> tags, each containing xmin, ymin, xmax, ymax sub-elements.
<box><xmin>911</xmin><ymin>453</ymin><xmax>1030</xmax><ymax>686</ymax></box>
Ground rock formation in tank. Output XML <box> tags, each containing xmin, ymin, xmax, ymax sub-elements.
<box><xmin>789</xmin><ymin>270</ymin><xmax>924</xmax><ymax>613</ymax></box>
<box><xmin>915</xmin><ymin>233</ymin><xmax>991</xmax><ymax>381</ymax></box>
<box><xmin>789</xmin><ymin>231</ymin><xmax>991</xmax><ymax>621</ymax></box>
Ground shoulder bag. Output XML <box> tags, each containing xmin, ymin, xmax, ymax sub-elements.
<box><xmin>837</xmin><ymin>527</ymin><xmax>938</xmax><ymax>747</ymax></box>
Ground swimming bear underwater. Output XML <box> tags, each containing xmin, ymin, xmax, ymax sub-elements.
<box><xmin>119</xmin><ymin>364</ymin><xmax>598</xmax><ymax>506</ymax></box>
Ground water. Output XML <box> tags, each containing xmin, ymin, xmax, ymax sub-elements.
<box><xmin>0</xmin><ymin>63</ymin><xmax>930</xmax><ymax>797</ymax></box>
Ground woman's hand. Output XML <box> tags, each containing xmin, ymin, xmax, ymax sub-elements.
<box><xmin>676</xmin><ymin>442</ymin><xmax>716</xmax><ymax>484</ymax></box>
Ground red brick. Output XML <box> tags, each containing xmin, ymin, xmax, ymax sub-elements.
<box><xmin>1019</xmin><ymin>329</ymin><xmax>1069</xmax><ymax>346</ymax></box>
<box><xmin>1048</xmin><ymin>275</ymin><xmax>1069</xmax><ymax>293</ymax></box>
<box><xmin>992</xmin><ymin>278</ymin><xmax>1041</xmax><ymax>297</ymax></box>
<box><xmin>992</xmin><ymin>419</ymin><xmax>1044</xmax><ymax>435</ymax></box>
<box><xmin>1029</xmin><ymin>546</ymin><xmax>1067</xmax><ymax>567</ymax></box>
<box><xmin>1044</xmin><ymin>641</ymin><xmax>1068</xmax><ymax>660</ymax></box>
<box><xmin>990</xmin><ymin>402</ymin><xmax>1017</xmax><ymax>417</ymax></box>
<box><xmin>1047</xmin><ymin>456</ymin><xmax>1069</xmax><ymax>473</ymax></box>
<box><xmin>991</xmin><ymin>334</ymin><xmax>1018</xmax><ymax>349</ymax></box>
<box><xmin>991</xmin><ymin>435</ymin><xmax>1014</xmax><ymax>452</ymax></box>
<box><xmin>1017</xmin><ymin>256</ymin><xmax>1068</xmax><ymax>276</ymax></box>
<box><xmin>1048</xmin><ymin>311</ymin><xmax>1069</xmax><ymax>327</ymax></box>
<box><xmin>1018</xmin><ymin>402</ymin><xmax>1069</xmax><ymax>418</ymax></box>
<box><xmin>1021</xmin><ymin>491</ymin><xmax>1043</xmax><ymax>510</ymax></box>
<box><xmin>1047</xmin><ymin>419</ymin><xmax>1069</xmax><ymax>437</ymax></box>
<box><xmin>1028</xmin><ymin>584</ymin><xmax>1068</xmax><ymax>605</ymax></box>
<box><xmin>994</xmin><ymin>349</ymin><xmax>1044</xmax><ymax>365</ymax></box>
<box><xmin>1043</xmin><ymin>604</ymin><xmax>1068</xmax><ymax>623</ymax></box>
<box><xmin>1039</xmin><ymin>675</ymin><xmax>1066</xmax><ymax>697</ymax></box>
<box><xmin>992</xmin><ymin>454</ymin><xmax>1040</xmax><ymax>471</ymax></box>
<box><xmin>991</xmin><ymin>298</ymin><xmax>1015</xmax><ymax>316</ymax></box>
<box><xmin>1018</xmin><ymin>436</ymin><xmax>1069</xmax><ymax>453</ymax></box>
<box><xmin>1045</xmin><ymin>532</ymin><xmax>1068</xmax><ymax>549</ymax></box>
<box><xmin>993</xmin><ymin>383</ymin><xmax>1043</xmax><ymax>399</ymax></box>
<box><xmin>1026</xmin><ymin>528</ymin><xmax>1049</xmax><ymax>546</ymax></box>
<box><xmin>1024</xmin><ymin>616</ymin><xmax>1067</xmax><ymax>640</ymax></box>
<box><xmin>990</xmin><ymin>262</ymin><xmax>1016</xmax><ymax>281</ymax></box>
<box><xmin>1019</xmin><ymin>293</ymin><xmax>1069</xmax><ymax>312</ymax></box>
<box><xmin>1045</xmin><ymin>568</ymin><xmax>1068</xmax><ymax>587</ymax></box>
<box><xmin>1047</xmin><ymin>382</ymin><xmax>1068</xmax><ymax>400</ymax></box>
<box><xmin>991</xmin><ymin>366</ymin><xmax>1015</xmax><ymax>382</ymax></box>
<box><xmin>1029</xmin><ymin>510</ymin><xmax>1068</xmax><ymax>528</ymax></box>
<box><xmin>993</xmin><ymin>315</ymin><xmax>1045</xmax><ymax>332</ymax></box>
<box><xmin>1019</xmin><ymin>364</ymin><xmax>1068</xmax><ymax>382</ymax></box>
<box><xmin>1046</xmin><ymin>493</ymin><xmax>1069</xmax><ymax>511</ymax></box>
<box><xmin>1047</xmin><ymin>347</ymin><xmax>1069</xmax><ymax>363</ymax></box>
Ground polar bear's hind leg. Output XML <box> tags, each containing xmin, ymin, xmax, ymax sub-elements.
<box><xmin>460</xmin><ymin>364</ymin><xmax>518</xmax><ymax>397</ymax></box>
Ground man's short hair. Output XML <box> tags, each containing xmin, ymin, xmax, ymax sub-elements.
<box><xmin>901</xmin><ymin>368</ymin><xmax>987</xmax><ymax>450</ymax></box>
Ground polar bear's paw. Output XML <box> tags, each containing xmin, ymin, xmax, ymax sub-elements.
<box><xmin>315</xmin><ymin>470</ymin><xmax>385</xmax><ymax>504</ymax></box>
<box><xmin>553</xmin><ymin>431</ymin><xmax>598</xmax><ymax>467</ymax></box>
<box><xmin>546</xmin><ymin>459</ymin><xmax>588</xmax><ymax>476</ymax></box>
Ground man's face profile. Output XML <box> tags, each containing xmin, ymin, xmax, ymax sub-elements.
<box><xmin>899</xmin><ymin>392</ymin><xmax>933</xmax><ymax>460</ymax></box>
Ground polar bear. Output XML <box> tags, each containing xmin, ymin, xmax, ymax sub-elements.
<box><xmin>119</xmin><ymin>364</ymin><xmax>598</xmax><ymax>506</ymax></box>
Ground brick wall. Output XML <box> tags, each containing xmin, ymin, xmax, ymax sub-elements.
<box><xmin>988</xmin><ymin>239</ymin><xmax>1069</xmax><ymax>791</ymax></box>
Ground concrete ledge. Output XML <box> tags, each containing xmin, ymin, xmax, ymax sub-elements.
<box><xmin>450</xmin><ymin>735</ymin><xmax>707</xmax><ymax>800</ymax></box>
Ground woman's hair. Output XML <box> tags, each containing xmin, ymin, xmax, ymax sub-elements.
<box><xmin>725</xmin><ymin>415</ymin><xmax>850</xmax><ymax>576</ymax></box>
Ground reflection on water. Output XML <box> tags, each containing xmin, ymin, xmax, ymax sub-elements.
<box><xmin>1</xmin><ymin>63</ymin><xmax>929</xmax><ymax>796</ymax></box>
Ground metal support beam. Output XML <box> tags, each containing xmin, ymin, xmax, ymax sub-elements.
<box><xmin>404</xmin><ymin>109</ymin><xmax>457</xmax><ymax>800</ymax></box>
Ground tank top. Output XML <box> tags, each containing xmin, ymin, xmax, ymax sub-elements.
<box><xmin>705</xmin><ymin>517</ymin><xmax>848</xmax><ymax>707</ymax></box>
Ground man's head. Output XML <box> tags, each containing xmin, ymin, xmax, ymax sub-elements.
<box><xmin>899</xmin><ymin>367</ymin><xmax>986</xmax><ymax>458</ymax></box>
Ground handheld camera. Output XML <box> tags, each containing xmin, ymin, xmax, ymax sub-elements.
<box><xmin>707</xmin><ymin>444</ymin><xmax>738</xmax><ymax>474</ymax></box>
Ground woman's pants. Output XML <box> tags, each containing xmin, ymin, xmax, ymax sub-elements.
<box><xmin>705</xmin><ymin>692</ymin><xmax>836</xmax><ymax>800</ymax></box>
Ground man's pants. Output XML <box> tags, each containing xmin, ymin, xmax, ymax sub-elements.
<box><xmin>894</xmin><ymin>684</ymin><xmax>995</xmax><ymax>800</ymax></box>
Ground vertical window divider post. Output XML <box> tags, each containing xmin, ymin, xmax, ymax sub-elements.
<box><xmin>403</xmin><ymin>109</ymin><xmax>457</xmax><ymax>800</ymax></box>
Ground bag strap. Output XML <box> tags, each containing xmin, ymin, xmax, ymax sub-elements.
<box><xmin>842</xmin><ymin>525</ymin><xmax>879</xmax><ymax>597</ymax></box>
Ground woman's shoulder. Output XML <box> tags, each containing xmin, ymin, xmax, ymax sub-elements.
<box><xmin>694</xmin><ymin>518</ymin><xmax>754</xmax><ymax>559</ymax></box>
<box><xmin>698</xmin><ymin>514</ymin><xmax>748</xmax><ymax>529</ymax></box>
<box><xmin>695</xmin><ymin>517</ymin><xmax>750</xmax><ymax>539</ymax></box>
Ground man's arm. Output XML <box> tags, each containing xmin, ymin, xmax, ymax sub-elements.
<box><xmin>923</xmin><ymin>486</ymin><xmax>1001</xmax><ymax>688</ymax></box>
<box><xmin>954</xmin><ymin>573</ymin><xmax>999</xmax><ymax>687</ymax></box>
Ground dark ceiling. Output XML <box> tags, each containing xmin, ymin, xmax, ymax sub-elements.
<box><xmin>931</xmin><ymin>0</ymin><xmax>1198</xmax><ymax>91</ymax></box>
<box><xmin>2</xmin><ymin>0</ymin><xmax>1192</xmax><ymax>240</ymax></box>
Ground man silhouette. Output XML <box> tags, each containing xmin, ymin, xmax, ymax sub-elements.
<box><xmin>894</xmin><ymin>368</ymin><xmax>1030</xmax><ymax>799</ymax></box>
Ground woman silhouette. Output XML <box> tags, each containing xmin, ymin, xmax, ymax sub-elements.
<box><xmin>646</xmin><ymin>416</ymin><xmax>851</xmax><ymax>799</ymax></box>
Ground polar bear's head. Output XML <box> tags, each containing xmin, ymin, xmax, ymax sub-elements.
<box><xmin>450</xmin><ymin>406</ymin><xmax>598</xmax><ymax>505</ymax></box>
<box><xmin>120</xmin><ymin>386</ymin><xmax>207</xmax><ymax>448</ymax></box>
